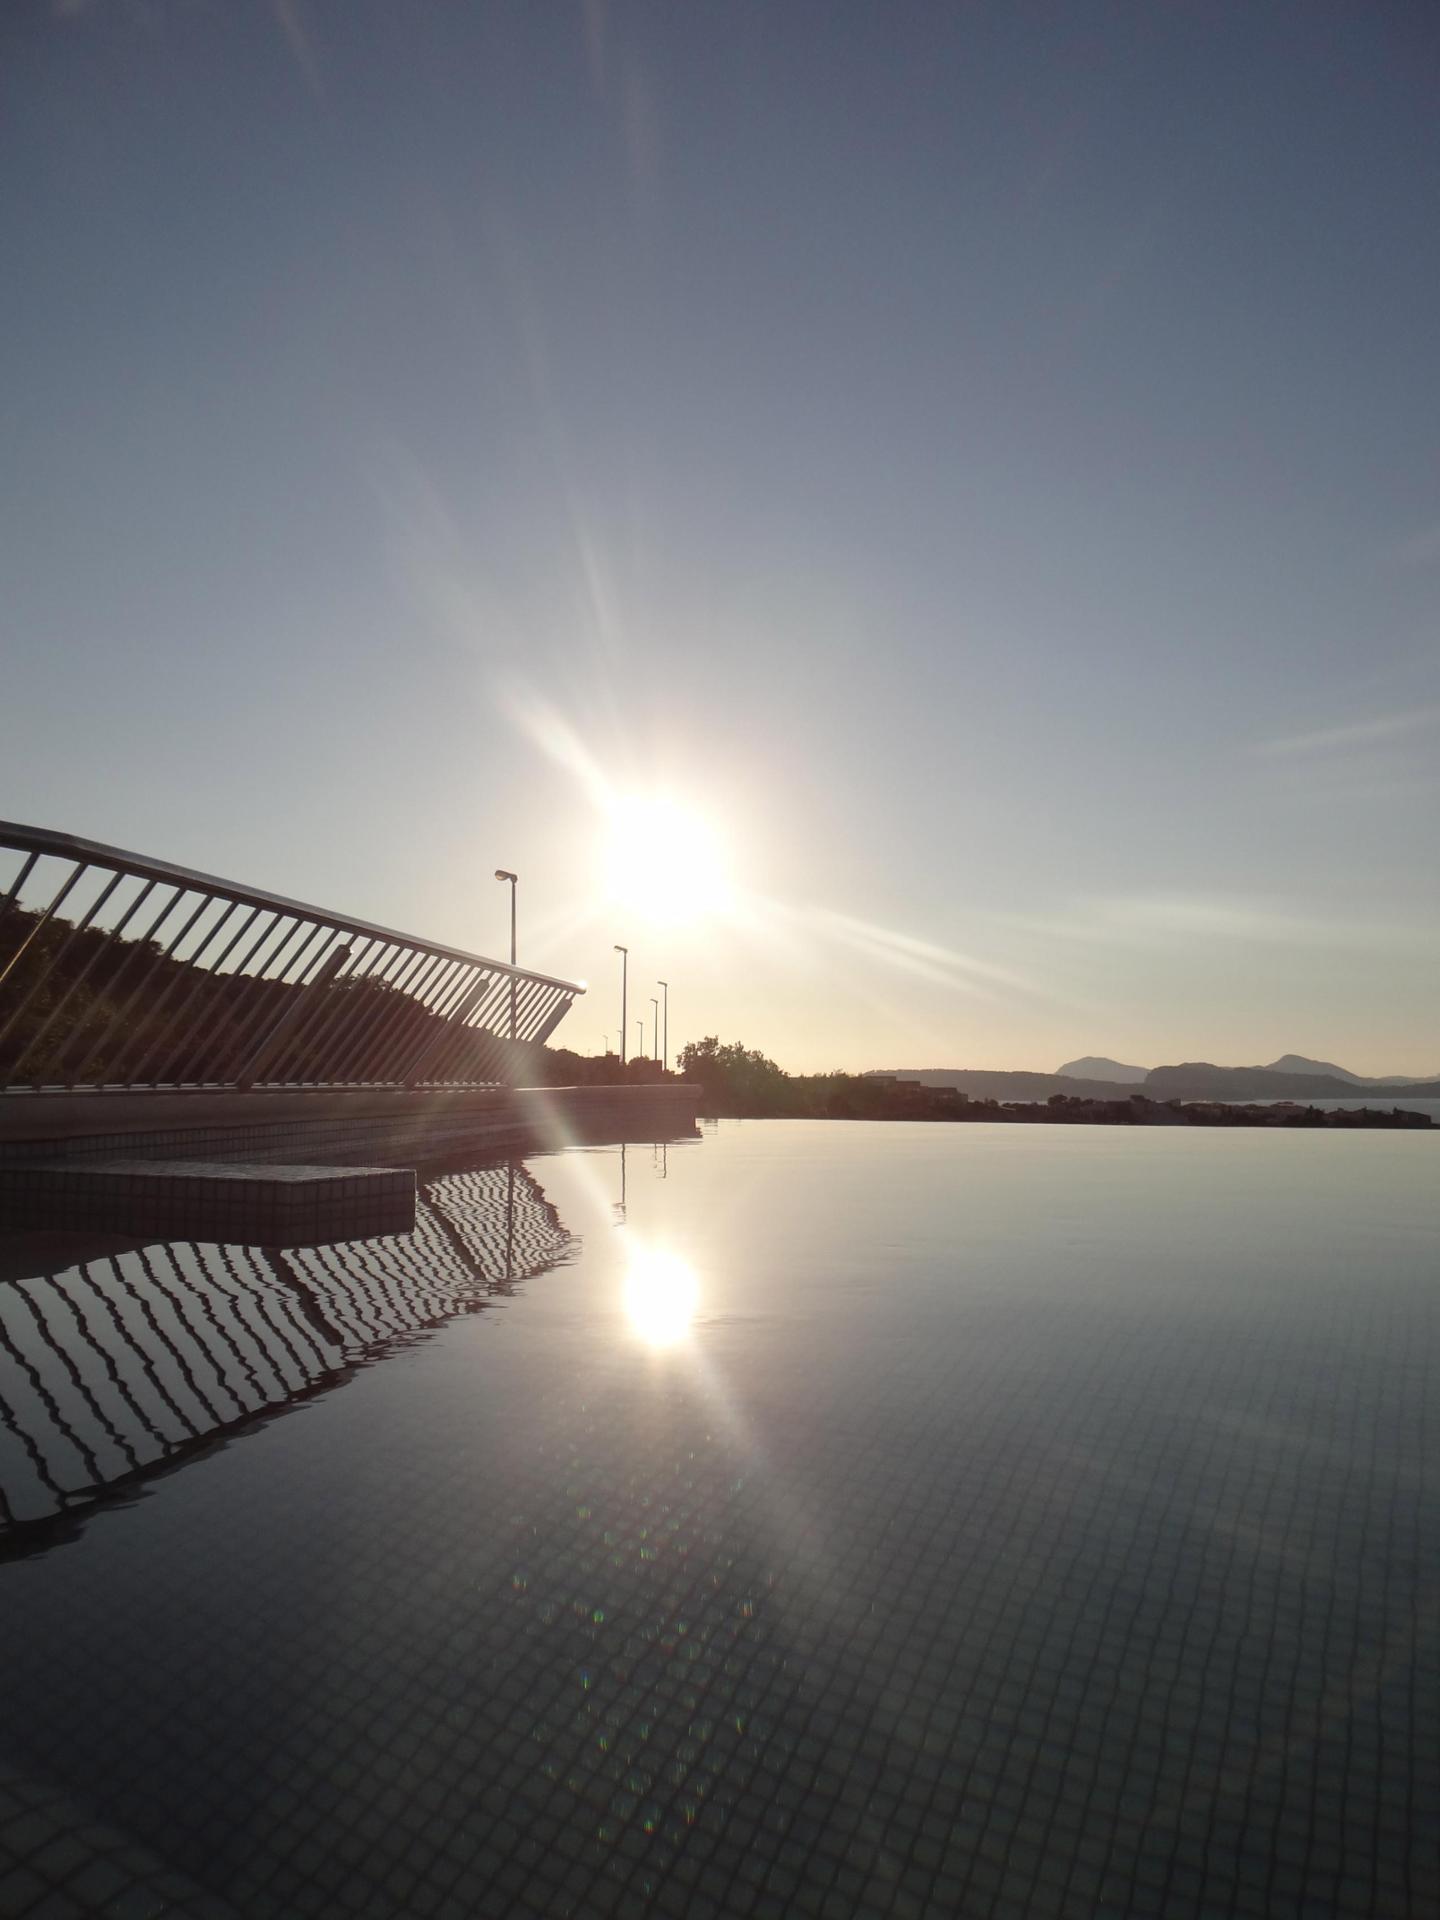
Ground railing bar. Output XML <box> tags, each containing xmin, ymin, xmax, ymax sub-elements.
<box><xmin>310</xmin><ymin>938</ymin><xmax>417</xmax><ymax>1079</ymax></box>
<box><xmin>347</xmin><ymin>952</ymin><xmax>437</xmax><ymax>1090</ymax></box>
<box><xmin>235</xmin><ymin>927</ymin><xmax>350</xmax><ymax>1090</ymax></box>
<box><xmin>150</xmin><ymin>900</ymin><xmax>267</xmax><ymax>1086</ymax></box>
<box><xmin>466</xmin><ymin>970</ymin><xmax>515</xmax><ymax>1032</ymax></box>
<box><xmin>101</xmin><ymin>890</ymin><xmax>228</xmax><ymax>1088</ymax></box>
<box><xmin>0</xmin><ymin>849</ymin><xmax>41</xmax><ymax>934</ymax></box>
<box><xmin>0</xmin><ymin>858</ymin><xmax>88</xmax><ymax>1015</ymax></box>
<box><xmin>533</xmin><ymin>992</ymin><xmax>575</xmax><ymax>1050</ymax></box>
<box><xmin>254</xmin><ymin>934</ymin><xmax>364</xmax><ymax>1086</ymax></box>
<box><xmin>55</xmin><ymin>883</ymin><xmax>193</xmax><ymax>1086</ymax></box>
<box><xmin>415</xmin><ymin>971</ymin><xmax>500</xmax><ymax>1085</ymax></box>
<box><xmin>275</xmin><ymin>938</ymin><xmax>393</xmax><ymax>1086</ymax></box>
<box><xmin>400</xmin><ymin>962</ymin><xmax>492</xmax><ymax>1087</ymax></box>
<box><xmin>470</xmin><ymin>1030</ymin><xmax>514</xmax><ymax>1088</ymax></box>
<box><xmin>196</xmin><ymin>912</ymin><xmax>307</xmax><ymax>1085</ymax></box>
<box><xmin>205</xmin><ymin>918</ymin><xmax>323</xmax><ymax>1087</ymax></box>
<box><xmin>0</xmin><ymin>913</ymin><xmax>112</xmax><ymax>1081</ymax></box>
<box><xmin>7</xmin><ymin>878</ymin><xmax>159</xmax><ymax>1089</ymax></box>
<box><xmin>326</xmin><ymin>943</ymin><xmax>434</xmax><ymax>1085</ymax></box>
<box><xmin>513</xmin><ymin>975</ymin><xmax>553</xmax><ymax>1041</ymax></box>
<box><xmin>368</xmin><ymin>954</ymin><xmax>468</xmax><ymax>1086</ymax></box>
<box><xmin>122</xmin><ymin>897</ymin><xmax>248</xmax><ymax>1086</ymax></box>
<box><xmin>2</xmin><ymin>868</ymin><xmax>126</xmax><ymax>1078</ymax></box>
<box><xmin>267</xmin><ymin>937</ymin><xmax>382</xmax><ymax>1085</ymax></box>
<box><xmin>500</xmin><ymin>977</ymin><xmax>550</xmax><ymax>1063</ymax></box>
<box><xmin>319</xmin><ymin>942</ymin><xmax>424</xmax><ymax>1086</ymax></box>
<box><xmin>449</xmin><ymin>988</ymin><xmax>521</xmax><ymax>1083</ymax></box>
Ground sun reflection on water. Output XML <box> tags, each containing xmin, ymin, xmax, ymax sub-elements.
<box><xmin>622</xmin><ymin>1243</ymin><xmax>699</xmax><ymax>1347</ymax></box>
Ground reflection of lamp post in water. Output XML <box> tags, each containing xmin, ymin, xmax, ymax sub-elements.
<box><xmin>614</xmin><ymin>945</ymin><xmax>628</xmax><ymax>1066</ymax></box>
<box><xmin>494</xmin><ymin>870</ymin><xmax>518</xmax><ymax>1042</ymax></box>
<box><xmin>613</xmin><ymin>1141</ymin><xmax>627</xmax><ymax>1223</ymax></box>
<box><xmin>504</xmin><ymin>1159</ymin><xmax>515</xmax><ymax>1286</ymax></box>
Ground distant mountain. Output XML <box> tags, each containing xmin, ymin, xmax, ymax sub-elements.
<box><xmin>1263</xmin><ymin>1054</ymin><xmax>1440</xmax><ymax>1087</ymax></box>
<box><xmin>1057</xmin><ymin>1056</ymin><xmax>1147</xmax><ymax>1084</ymax></box>
<box><xmin>869</xmin><ymin>1068</ymin><xmax>1144</xmax><ymax>1101</ymax></box>
<box><xmin>1265</xmin><ymin>1054</ymin><xmax>1362</xmax><ymax>1083</ymax></box>
<box><xmin>1145</xmin><ymin>1062</ymin><xmax>1440</xmax><ymax>1101</ymax></box>
<box><xmin>869</xmin><ymin>1062</ymin><xmax>1440</xmax><ymax>1104</ymax></box>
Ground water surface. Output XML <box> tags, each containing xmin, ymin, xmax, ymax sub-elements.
<box><xmin>0</xmin><ymin>1121</ymin><xmax>1435</xmax><ymax>1918</ymax></box>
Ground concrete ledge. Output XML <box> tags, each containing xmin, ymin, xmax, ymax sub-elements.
<box><xmin>0</xmin><ymin>1159</ymin><xmax>416</xmax><ymax>1247</ymax></box>
<box><xmin>0</xmin><ymin>1083</ymin><xmax>702</xmax><ymax>1169</ymax></box>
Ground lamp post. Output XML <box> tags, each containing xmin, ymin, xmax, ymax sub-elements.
<box><xmin>494</xmin><ymin>870</ymin><xmax>517</xmax><ymax>1040</ymax></box>
<box><xmin>657</xmin><ymin>980</ymin><xmax>668</xmax><ymax>1072</ymax></box>
<box><xmin>635</xmin><ymin>1018</ymin><xmax>644</xmax><ymax>1059</ymax></box>
<box><xmin>650</xmin><ymin>997</ymin><xmax>659</xmax><ymax>1062</ymax></box>
<box><xmin>614</xmin><ymin>945</ymin><xmax>628</xmax><ymax>1066</ymax></box>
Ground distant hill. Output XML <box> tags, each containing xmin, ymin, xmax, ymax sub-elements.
<box><xmin>870</xmin><ymin>1062</ymin><xmax>1440</xmax><ymax>1104</ymax></box>
<box><xmin>1145</xmin><ymin>1062</ymin><xmax>1440</xmax><ymax>1101</ymax></box>
<box><xmin>1265</xmin><ymin>1053</ymin><xmax>1360</xmax><ymax>1082</ymax></box>
<box><xmin>1057</xmin><ymin>1056</ymin><xmax>1147</xmax><ymax>1084</ymax></box>
<box><xmin>869</xmin><ymin>1068</ymin><xmax>1143</xmax><ymax>1101</ymax></box>
<box><xmin>1265</xmin><ymin>1053</ymin><xmax>1440</xmax><ymax>1087</ymax></box>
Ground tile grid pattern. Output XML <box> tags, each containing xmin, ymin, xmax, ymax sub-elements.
<box><xmin>0</xmin><ymin>1169</ymin><xmax>1435</xmax><ymax>1916</ymax></box>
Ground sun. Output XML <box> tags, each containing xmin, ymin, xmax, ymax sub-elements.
<box><xmin>602</xmin><ymin>792</ymin><xmax>735</xmax><ymax>929</ymax></box>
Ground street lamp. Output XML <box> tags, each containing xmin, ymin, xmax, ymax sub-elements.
<box><xmin>494</xmin><ymin>870</ymin><xmax>517</xmax><ymax>1040</ymax></box>
<box><xmin>636</xmin><ymin>1018</ymin><xmax>644</xmax><ymax>1058</ymax></box>
<box><xmin>656</xmin><ymin>980</ymin><xmax>668</xmax><ymax>1072</ymax></box>
<box><xmin>614</xmin><ymin>945</ymin><xmax>628</xmax><ymax>1066</ymax></box>
<box><xmin>650</xmin><ymin>997</ymin><xmax>659</xmax><ymax>1062</ymax></box>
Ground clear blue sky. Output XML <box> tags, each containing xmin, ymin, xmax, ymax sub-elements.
<box><xmin>4</xmin><ymin>2</ymin><xmax>1438</xmax><ymax>1073</ymax></box>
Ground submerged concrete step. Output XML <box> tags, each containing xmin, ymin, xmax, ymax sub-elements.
<box><xmin>0</xmin><ymin>1158</ymin><xmax>415</xmax><ymax>1248</ymax></box>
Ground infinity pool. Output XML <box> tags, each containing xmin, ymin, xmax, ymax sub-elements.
<box><xmin>0</xmin><ymin>1121</ymin><xmax>1436</xmax><ymax>1917</ymax></box>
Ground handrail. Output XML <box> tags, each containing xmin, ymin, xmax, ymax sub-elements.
<box><xmin>0</xmin><ymin>821</ymin><xmax>584</xmax><ymax>1093</ymax></box>
<box><xmin>0</xmin><ymin>822</ymin><xmax>579</xmax><ymax>990</ymax></box>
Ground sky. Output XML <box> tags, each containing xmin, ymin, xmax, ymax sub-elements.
<box><xmin>4</xmin><ymin>1</ymin><xmax>1439</xmax><ymax>1076</ymax></box>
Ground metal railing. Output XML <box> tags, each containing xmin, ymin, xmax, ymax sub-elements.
<box><xmin>0</xmin><ymin>822</ymin><xmax>583</xmax><ymax>1093</ymax></box>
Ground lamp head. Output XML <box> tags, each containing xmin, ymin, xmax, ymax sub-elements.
<box><xmin>494</xmin><ymin>869</ymin><xmax>517</xmax><ymax>883</ymax></box>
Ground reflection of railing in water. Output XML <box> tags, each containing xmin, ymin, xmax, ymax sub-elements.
<box><xmin>0</xmin><ymin>1161</ymin><xmax>574</xmax><ymax>1536</ymax></box>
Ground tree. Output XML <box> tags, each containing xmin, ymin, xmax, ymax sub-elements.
<box><xmin>677</xmin><ymin>1036</ymin><xmax>790</xmax><ymax>1115</ymax></box>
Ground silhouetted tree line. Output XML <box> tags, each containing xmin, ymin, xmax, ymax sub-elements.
<box><xmin>671</xmin><ymin>1039</ymin><xmax>1433</xmax><ymax>1128</ymax></box>
<box><xmin>675</xmin><ymin>1038</ymin><xmax>952</xmax><ymax>1119</ymax></box>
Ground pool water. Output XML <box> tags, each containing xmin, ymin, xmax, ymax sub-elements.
<box><xmin>0</xmin><ymin>1120</ymin><xmax>1436</xmax><ymax>1918</ymax></box>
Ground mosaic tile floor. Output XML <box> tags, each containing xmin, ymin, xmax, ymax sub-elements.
<box><xmin>0</xmin><ymin>1124</ymin><xmax>1436</xmax><ymax>1917</ymax></box>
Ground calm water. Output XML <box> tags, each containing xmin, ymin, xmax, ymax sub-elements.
<box><xmin>0</xmin><ymin>1120</ymin><xmax>1436</xmax><ymax>1918</ymax></box>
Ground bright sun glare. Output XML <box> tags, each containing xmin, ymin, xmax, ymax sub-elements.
<box><xmin>623</xmin><ymin>1243</ymin><xmax>700</xmax><ymax>1347</ymax></box>
<box><xmin>603</xmin><ymin>793</ymin><xmax>734</xmax><ymax>929</ymax></box>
